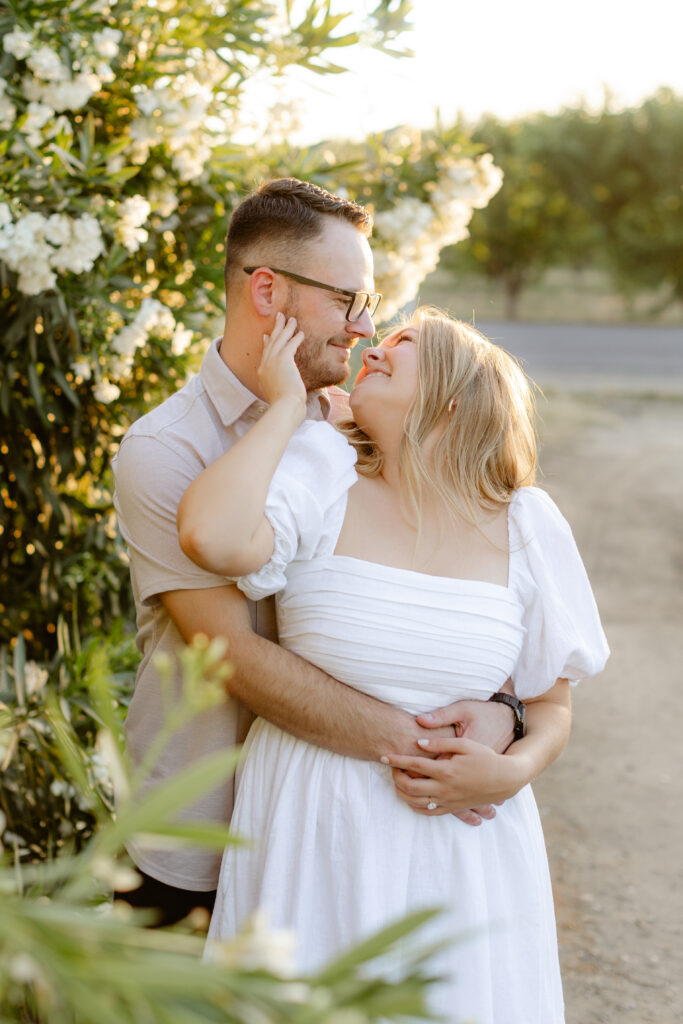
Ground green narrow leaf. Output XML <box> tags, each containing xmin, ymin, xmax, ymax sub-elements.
<box><xmin>27</xmin><ymin>363</ymin><xmax>46</xmax><ymax>419</ymax></box>
<box><xmin>133</xmin><ymin>821</ymin><xmax>245</xmax><ymax>850</ymax></box>
<box><xmin>12</xmin><ymin>635</ymin><xmax>26</xmax><ymax>708</ymax></box>
<box><xmin>50</xmin><ymin>367</ymin><xmax>81</xmax><ymax>409</ymax></box>
<box><xmin>97</xmin><ymin>746</ymin><xmax>242</xmax><ymax>853</ymax></box>
<box><xmin>314</xmin><ymin>907</ymin><xmax>441</xmax><ymax>982</ymax></box>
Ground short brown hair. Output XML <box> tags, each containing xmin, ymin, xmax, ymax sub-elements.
<box><xmin>224</xmin><ymin>178</ymin><xmax>372</xmax><ymax>294</ymax></box>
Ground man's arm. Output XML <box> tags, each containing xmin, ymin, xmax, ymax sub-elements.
<box><xmin>162</xmin><ymin>584</ymin><xmax>455</xmax><ymax>762</ymax></box>
<box><xmin>383</xmin><ymin>678</ymin><xmax>571</xmax><ymax>817</ymax></box>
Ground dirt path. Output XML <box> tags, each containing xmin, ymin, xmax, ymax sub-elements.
<box><xmin>532</xmin><ymin>393</ymin><xmax>683</xmax><ymax>1024</ymax></box>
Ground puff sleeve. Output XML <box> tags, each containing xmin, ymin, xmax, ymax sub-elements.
<box><xmin>509</xmin><ymin>487</ymin><xmax>609</xmax><ymax>699</ymax></box>
<box><xmin>235</xmin><ymin>420</ymin><xmax>357</xmax><ymax>601</ymax></box>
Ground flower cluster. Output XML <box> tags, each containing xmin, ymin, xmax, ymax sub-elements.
<box><xmin>124</xmin><ymin>76</ymin><xmax>220</xmax><ymax>183</ymax></box>
<box><xmin>371</xmin><ymin>154</ymin><xmax>504</xmax><ymax>320</ymax></box>
<box><xmin>115</xmin><ymin>195</ymin><xmax>152</xmax><ymax>253</ymax></box>
<box><xmin>3</xmin><ymin>23</ymin><xmax>120</xmax><ymax>115</ymax></box>
<box><xmin>0</xmin><ymin>204</ymin><xmax>105</xmax><ymax>295</ymax></box>
<box><xmin>76</xmin><ymin>297</ymin><xmax>194</xmax><ymax>402</ymax></box>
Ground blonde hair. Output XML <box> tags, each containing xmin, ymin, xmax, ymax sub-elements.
<box><xmin>338</xmin><ymin>307</ymin><xmax>537</xmax><ymax>530</ymax></box>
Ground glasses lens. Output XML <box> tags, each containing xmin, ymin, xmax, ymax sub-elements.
<box><xmin>347</xmin><ymin>293</ymin><xmax>368</xmax><ymax>322</ymax></box>
<box><xmin>367</xmin><ymin>293</ymin><xmax>381</xmax><ymax>317</ymax></box>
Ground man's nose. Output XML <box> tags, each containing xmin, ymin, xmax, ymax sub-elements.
<box><xmin>348</xmin><ymin>305</ymin><xmax>376</xmax><ymax>340</ymax></box>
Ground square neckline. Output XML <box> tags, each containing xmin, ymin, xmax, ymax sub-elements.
<box><xmin>327</xmin><ymin>488</ymin><xmax>521</xmax><ymax>593</ymax></box>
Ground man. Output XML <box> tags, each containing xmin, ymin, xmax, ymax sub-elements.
<box><xmin>113</xmin><ymin>178</ymin><xmax>566</xmax><ymax>925</ymax></box>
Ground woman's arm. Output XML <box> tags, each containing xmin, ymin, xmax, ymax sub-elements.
<box><xmin>177</xmin><ymin>314</ymin><xmax>306</xmax><ymax>576</ymax></box>
<box><xmin>383</xmin><ymin>678</ymin><xmax>571</xmax><ymax>818</ymax></box>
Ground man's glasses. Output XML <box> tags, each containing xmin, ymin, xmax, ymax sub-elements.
<box><xmin>243</xmin><ymin>266</ymin><xmax>381</xmax><ymax>323</ymax></box>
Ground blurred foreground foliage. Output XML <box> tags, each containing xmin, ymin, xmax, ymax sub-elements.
<box><xmin>0</xmin><ymin>638</ymin><xmax>441</xmax><ymax>1024</ymax></box>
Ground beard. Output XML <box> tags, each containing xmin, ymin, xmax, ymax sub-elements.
<box><xmin>285</xmin><ymin>295</ymin><xmax>352</xmax><ymax>391</ymax></box>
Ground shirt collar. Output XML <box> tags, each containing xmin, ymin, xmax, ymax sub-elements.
<box><xmin>201</xmin><ymin>337</ymin><xmax>331</xmax><ymax>426</ymax></box>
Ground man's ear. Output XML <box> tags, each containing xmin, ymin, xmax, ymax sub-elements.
<box><xmin>247</xmin><ymin>267</ymin><xmax>285</xmax><ymax>316</ymax></box>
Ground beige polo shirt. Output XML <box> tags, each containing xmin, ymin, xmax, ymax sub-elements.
<box><xmin>113</xmin><ymin>338</ymin><xmax>336</xmax><ymax>891</ymax></box>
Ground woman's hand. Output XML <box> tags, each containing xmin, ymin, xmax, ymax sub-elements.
<box><xmin>383</xmin><ymin>736</ymin><xmax>526</xmax><ymax>820</ymax></box>
<box><xmin>258</xmin><ymin>312</ymin><xmax>307</xmax><ymax>409</ymax></box>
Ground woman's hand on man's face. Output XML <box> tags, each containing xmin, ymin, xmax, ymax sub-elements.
<box><xmin>258</xmin><ymin>312</ymin><xmax>307</xmax><ymax>409</ymax></box>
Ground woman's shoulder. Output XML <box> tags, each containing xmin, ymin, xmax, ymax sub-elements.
<box><xmin>509</xmin><ymin>485</ymin><xmax>572</xmax><ymax>538</ymax></box>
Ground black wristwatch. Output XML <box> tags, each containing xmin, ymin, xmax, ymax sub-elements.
<box><xmin>488</xmin><ymin>692</ymin><xmax>526</xmax><ymax>741</ymax></box>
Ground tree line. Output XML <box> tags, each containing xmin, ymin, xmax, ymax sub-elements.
<box><xmin>443</xmin><ymin>89</ymin><xmax>683</xmax><ymax>319</ymax></box>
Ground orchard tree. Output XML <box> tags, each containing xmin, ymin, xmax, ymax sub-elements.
<box><xmin>442</xmin><ymin>113</ymin><xmax>596</xmax><ymax>319</ymax></box>
<box><xmin>540</xmin><ymin>89</ymin><xmax>683</xmax><ymax>314</ymax></box>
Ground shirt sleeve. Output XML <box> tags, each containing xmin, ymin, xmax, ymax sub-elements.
<box><xmin>235</xmin><ymin>421</ymin><xmax>357</xmax><ymax>601</ymax></box>
<box><xmin>113</xmin><ymin>433</ymin><xmax>228</xmax><ymax>605</ymax></box>
<box><xmin>509</xmin><ymin>487</ymin><xmax>610</xmax><ymax>699</ymax></box>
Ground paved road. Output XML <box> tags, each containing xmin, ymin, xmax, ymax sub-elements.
<box><xmin>476</xmin><ymin>321</ymin><xmax>683</xmax><ymax>393</ymax></box>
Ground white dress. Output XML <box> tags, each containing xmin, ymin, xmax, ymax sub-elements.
<box><xmin>208</xmin><ymin>421</ymin><xmax>609</xmax><ymax>1024</ymax></box>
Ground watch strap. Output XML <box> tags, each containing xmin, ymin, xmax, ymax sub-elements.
<box><xmin>488</xmin><ymin>692</ymin><xmax>526</xmax><ymax>741</ymax></box>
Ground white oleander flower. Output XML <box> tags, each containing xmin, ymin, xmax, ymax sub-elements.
<box><xmin>44</xmin><ymin>213</ymin><xmax>72</xmax><ymax>246</ymax></box>
<box><xmin>92</xmin><ymin>27</ymin><xmax>122</xmax><ymax>59</ymax></box>
<box><xmin>71</xmin><ymin>358</ymin><xmax>92</xmax><ymax>381</ymax></box>
<box><xmin>106</xmin><ymin>153</ymin><xmax>125</xmax><ymax>175</ymax></box>
<box><xmin>0</xmin><ymin>214</ymin><xmax>58</xmax><ymax>293</ymax></box>
<box><xmin>127</xmin><ymin>116</ymin><xmax>163</xmax><ymax>162</ymax></box>
<box><xmin>50</xmin><ymin>213</ymin><xmax>105</xmax><ymax>274</ymax></box>
<box><xmin>206</xmin><ymin>908</ymin><xmax>298</xmax><ymax>977</ymax></box>
<box><xmin>23</xmin><ymin>661</ymin><xmax>49</xmax><ymax>695</ymax></box>
<box><xmin>149</xmin><ymin>186</ymin><xmax>178</xmax><ymax>218</ymax></box>
<box><xmin>0</xmin><ymin>203</ymin><xmax>11</xmax><ymax>228</ymax></box>
<box><xmin>0</xmin><ymin>90</ymin><xmax>16</xmax><ymax>131</ymax></box>
<box><xmin>92</xmin><ymin>856</ymin><xmax>141</xmax><ymax>892</ymax></box>
<box><xmin>89</xmin><ymin>750</ymin><xmax>112</xmax><ymax>788</ymax></box>
<box><xmin>130</xmin><ymin>78</ymin><xmax>214</xmax><ymax>181</ymax></box>
<box><xmin>95</xmin><ymin>729</ymin><xmax>129</xmax><ymax>801</ymax></box>
<box><xmin>45</xmin><ymin>112</ymin><xmax>72</xmax><ymax>138</ymax></box>
<box><xmin>21</xmin><ymin>100</ymin><xmax>54</xmax><ymax>145</ymax></box>
<box><xmin>79</xmin><ymin>0</ymin><xmax>114</xmax><ymax>13</ymax></box>
<box><xmin>134</xmin><ymin>296</ymin><xmax>169</xmax><ymax>333</ymax></box>
<box><xmin>171</xmin><ymin>141</ymin><xmax>210</xmax><ymax>182</ymax></box>
<box><xmin>171</xmin><ymin>323</ymin><xmax>193</xmax><ymax>356</ymax></box>
<box><xmin>116</xmin><ymin>195</ymin><xmax>151</xmax><ymax>252</ymax></box>
<box><xmin>9</xmin><ymin>954</ymin><xmax>44</xmax><ymax>985</ymax></box>
<box><xmin>93</xmin><ymin>379</ymin><xmax>120</xmax><ymax>403</ymax></box>
<box><xmin>155</xmin><ymin>307</ymin><xmax>177</xmax><ymax>338</ymax></box>
<box><xmin>27</xmin><ymin>46</ymin><xmax>69</xmax><ymax>82</ymax></box>
<box><xmin>95</xmin><ymin>61</ymin><xmax>116</xmax><ymax>84</ymax></box>
<box><xmin>111</xmin><ymin>322</ymin><xmax>147</xmax><ymax>357</ymax></box>
<box><xmin>17</xmin><ymin>261</ymin><xmax>57</xmax><ymax>295</ymax></box>
<box><xmin>133</xmin><ymin>89</ymin><xmax>160</xmax><ymax>117</ymax></box>
<box><xmin>117</xmin><ymin>223</ymin><xmax>148</xmax><ymax>252</ymax></box>
<box><xmin>108</xmin><ymin>354</ymin><xmax>134</xmax><ymax>379</ymax></box>
<box><xmin>49</xmin><ymin>72</ymin><xmax>96</xmax><ymax>112</ymax></box>
<box><xmin>20</xmin><ymin>74</ymin><xmax>43</xmax><ymax>102</ymax></box>
<box><xmin>3</xmin><ymin>27</ymin><xmax>33</xmax><ymax>59</ymax></box>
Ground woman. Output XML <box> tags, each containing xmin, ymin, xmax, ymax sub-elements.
<box><xmin>178</xmin><ymin>307</ymin><xmax>608</xmax><ymax>1023</ymax></box>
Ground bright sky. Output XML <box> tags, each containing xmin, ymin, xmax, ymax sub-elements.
<box><xmin>241</xmin><ymin>0</ymin><xmax>683</xmax><ymax>142</ymax></box>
